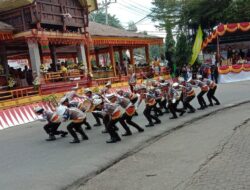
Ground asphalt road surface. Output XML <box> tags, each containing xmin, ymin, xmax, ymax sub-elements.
<box><xmin>77</xmin><ymin>98</ymin><xmax>250</xmax><ymax>190</ymax></box>
<box><xmin>1</xmin><ymin>81</ymin><xmax>250</xmax><ymax>190</ymax></box>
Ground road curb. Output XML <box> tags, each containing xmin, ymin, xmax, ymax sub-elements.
<box><xmin>65</xmin><ymin>99</ymin><xmax>250</xmax><ymax>190</ymax></box>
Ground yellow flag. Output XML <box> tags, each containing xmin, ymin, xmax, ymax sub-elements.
<box><xmin>189</xmin><ymin>25</ymin><xmax>203</xmax><ymax>65</ymax></box>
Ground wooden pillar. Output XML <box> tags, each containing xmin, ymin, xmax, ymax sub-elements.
<box><xmin>145</xmin><ymin>44</ymin><xmax>150</xmax><ymax>65</ymax></box>
<box><xmin>49</xmin><ymin>45</ymin><xmax>57</xmax><ymax>71</ymax></box>
<box><xmin>129</xmin><ymin>47</ymin><xmax>134</xmax><ymax>72</ymax></box>
<box><xmin>0</xmin><ymin>43</ymin><xmax>9</xmax><ymax>77</ymax></box>
<box><xmin>109</xmin><ymin>45</ymin><xmax>116</xmax><ymax>77</ymax></box>
<box><xmin>27</xmin><ymin>39</ymin><xmax>41</xmax><ymax>77</ymax></box>
<box><xmin>77</xmin><ymin>43</ymin><xmax>88</xmax><ymax>74</ymax></box>
<box><xmin>85</xmin><ymin>45</ymin><xmax>92</xmax><ymax>74</ymax></box>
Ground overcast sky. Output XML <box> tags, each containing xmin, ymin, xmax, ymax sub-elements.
<box><xmin>96</xmin><ymin>0</ymin><xmax>166</xmax><ymax>38</ymax></box>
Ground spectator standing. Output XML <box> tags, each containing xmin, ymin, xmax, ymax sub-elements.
<box><xmin>181</xmin><ymin>64</ymin><xmax>188</xmax><ymax>81</ymax></box>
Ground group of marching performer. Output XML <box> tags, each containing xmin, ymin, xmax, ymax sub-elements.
<box><xmin>34</xmin><ymin>74</ymin><xmax>220</xmax><ymax>144</ymax></box>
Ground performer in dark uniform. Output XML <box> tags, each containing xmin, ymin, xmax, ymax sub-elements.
<box><xmin>93</xmin><ymin>97</ymin><xmax>122</xmax><ymax>143</ymax></box>
<box><xmin>154</xmin><ymin>88</ymin><xmax>164</xmax><ymax>116</ymax></box>
<box><xmin>128</xmin><ymin>72</ymin><xmax>137</xmax><ymax>93</ymax></box>
<box><xmin>60</xmin><ymin>97</ymin><xmax>92</xmax><ymax>130</ymax></box>
<box><xmin>168</xmin><ymin>83</ymin><xmax>186</xmax><ymax>119</ymax></box>
<box><xmin>181</xmin><ymin>80</ymin><xmax>196</xmax><ymax>113</ymax></box>
<box><xmin>56</xmin><ymin>106</ymin><xmax>89</xmax><ymax>143</ymax></box>
<box><xmin>203</xmin><ymin>78</ymin><xmax>220</xmax><ymax>106</ymax></box>
<box><xmin>159</xmin><ymin>82</ymin><xmax>170</xmax><ymax>113</ymax></box>
<box><xmin>143</xmin><ymin>91</ymin><xmax>161</xmax><ymax>127</ymax></box>
<box><xmin>115</xmin><ymin>95</ymin><xmax>144</xmax><ymax>134</ymax></box>
<box><xmin>190</xmin><ymin>76</ymin><xmax>209</xmax><ymax>110</ymax></box>
<box><xmin>34</xmin><ymin>107</ymin><xmax>68</xmax><ymax>141</ymax></box>
<box><xmin>123</xmin><ymin>90</ymin><xmax>140</xmax><ymax>116</ymax></box>
<box><xmin>84</xmin><ymin>88</ymin><xmax>103</xmax><ymax>127</ymax></box>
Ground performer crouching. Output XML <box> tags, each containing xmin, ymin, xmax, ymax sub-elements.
<box><xmin>190</xmin><ymin>75</ymin><xmax>208</xmax><ymax>110</ymax></box>
<box><xmin>92</xmin><ymin>97</ymin><xmax>122</xmax><ymax>143</ymax></box>
<box><xmin>60</xmin><ymin>97</ymin><xmax>92</xmax><ymax>130</ymax></box>
<box><xmin>168</xmin><ymin>83</ymin><xmax>186</xmax><ymax>119</ymax></box>
<box><xmin>203</xmin><ymin>78</ymin><xmax>220</xmax><ymax>106</ymax></box>
<box><xmin>34</xmin><ymin>107</ymin><xmax>68</xmax><ymax>141</ymax></box>
<box><xmin>84</xmin><ymin>88</ymin><xmax>103</xmax><ymax>127</ymax></box>
<box><xmin>116</xmin><ymin>94</ymin><xmax>144</xmax><ymax>134</ymax></box>
<box><xmin>143</xmin><ymin>90</ymin><xmax>161</xmax><ymax>127</ymax></box>
<box><xmin>182</xmin><ymin>80</ymin><xmax>196</xmax><ymax>113</ymax></box>
<box><xmin>57</xmin><ymin>105</ymin><xmax>89</xmax><ymax>143</ymax></box>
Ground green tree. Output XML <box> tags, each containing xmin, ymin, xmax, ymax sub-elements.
<box><xmin>175</xmin><ymin>32</ymin><xmax>192</xmax><ymax>67</ymax></box>
<box><xmin>127</xmin><ymin>21</ymin><xmax>138</xmax><ymax>32</ymax></box>
<box><xmin>89</xmin><ymin>9</ymin><xmax>124</xmax><ymax>29</ymax></box>
<box><xmin>165</xmin><ymin>20</ymin><xmax>175</xmax><ymax>73</ymax></box>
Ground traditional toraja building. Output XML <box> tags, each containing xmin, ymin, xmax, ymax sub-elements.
<box><xmin>0</xmin><ymin>0</ymin><xmax>163</xmax><ymax>107</ymax></box>
<box><xmin>0</xmin><ymin>0</ymin><xmax>97</xmax><ymax>77</ymax></box>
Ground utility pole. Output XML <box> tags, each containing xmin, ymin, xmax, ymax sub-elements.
<box><xmin>105</xmin><ymin>0</ymin><xmax>108</xmax><ymax>25</ymax></box>
<box><xmin>99</xmin><ymin>0</ymin><xmax>116</xmax><ymax>25</ymax></box>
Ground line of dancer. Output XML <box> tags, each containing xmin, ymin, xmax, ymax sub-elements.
<box><xmin>34</xmin><ymin>75</ymin><xmax>220</xmax><ymax>144</ymax></box>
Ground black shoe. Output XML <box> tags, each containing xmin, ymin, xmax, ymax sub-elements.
<box><xmin>61</xmin><ymin>132</ymin><xmax>68</xmax><ymax>137</ymax></box>
<box><xmin>154</xmin><ymin>120</ymin><xmax>161</xmax><ymax>124</ymax></box>
<box><xmin>94</xmin><ymin>123</ymin><xmax>102</xmax><ymax>127</ymax></box>
<box><xmin>70</xmin><ymin>139</ymin><xmax>80</xmax><ymax>143</ymax></box>
<box><xmin>145</xmin><ymin>123</ymin><xmax>154</xmax><ymax>127</ymax></box>
<box><xmin>179</xmin><ymin>110</ymin><xmax>186</xmax><ymax>116</ymax></box>
<box><xmin>122</xmin><ymin>131</ymin><xmax>132</xmax><ymax>136</ymax></box>
<box><xmin>215</xmin><ymin>102</ymin><xmax>220</xmax><ymax>105</ymax></box>
<box><xmin>46</xmin><ymin>136</ymin><xmax>56</xmax><ymax>141</ymax></box>
<box><xmin>115</xmin><ymin>135</ymin><xmax>121</xmax><ymax>141</ymax></box>
<box><xmin>188</xmin><ymin>110</ymin><xmax>196</xmax><ymax>113</ymax></box>
<box><xmin>82</xmin><ymin>135</ymin><xmax>89</xmax><ymax>141</ymax></box>
<box><xmin>85</xmin><ymin>126</ymin><xmax>91</xmax><ymax>130</ymax></box>
<box><xmin>102</xmin><ymin>130</ymin><xmax>108</xmax><ymax>134</ymax></box>
<box><xmin>114</xmin><ymin>126</ymin><xmax>119</xmax><ymax>131</ymax></box>
<box><xmin>170</xmin><ymin>116</ymin><xmax>178</xmax><ymax>119</ymax></box>
<box><xmin>164</xmin><ymin>110</ymin><xmax>170</xmax><ymax>114</ymax></box>
<box><xmin>106</xmin><ymin>138</ymin><xmax>118</xmax><ymax>143</ymax></box>
<box><xmin>208</xmin><ymin>103</ymin><xmax>213</xmax><ymax>107</ymax></box>
<box><xmin>138</xmin><ymin>128</ymin><xmax>144</xmax><ymax>132</ymax></box>
<box><xmin>197</xmin><ymin>107</ymin><xmax>205</xmax><ymax>110</ymax></box>
<box><xmin>158</xmin><ymin>113</ymin><xmax>163</xmax><ymax>116</ymax></box>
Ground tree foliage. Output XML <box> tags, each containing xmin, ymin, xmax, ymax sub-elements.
<box><xmin>151</xmin><ymin>0</ymin><xmax>250</xmax><ymax>35</ymax></box>
<box><xmin>89</xmin><ymin>9</ymin><xmax>124</xmax><ymax>29</ymax></box>
<box><xmin>175</xmin><ymin>32</ymin><xmax>192</xmax><ymax>67</ymax></box>
<box><xmin>127</xmin><ymin>21</ymin><xmax>138</xmax><ymax>32</ymax></box>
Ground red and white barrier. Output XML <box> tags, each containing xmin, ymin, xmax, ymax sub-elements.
<box><xmin>0</xmin><ymin>87</ymin><xmax>130</xmax><ymax>130</ymax></box>
<box><xmin>0</xmin><ymin>102</ymin><xmax>55</xmax><ymax>130</ymax></box>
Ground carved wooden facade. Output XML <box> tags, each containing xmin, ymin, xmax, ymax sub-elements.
<box><xmin>0</xmin><ymin>0</ymin><xmax>90</xmax><ymax>33</ymax></box>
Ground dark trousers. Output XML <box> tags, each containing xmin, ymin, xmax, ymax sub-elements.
<box><xmin>160</xmin><ymin>99</ymin><xmax>169</xmax><ymax>112</ymax></box>
<box><xmin>154</xmin><ymin>99</ymin><xmax>163</xmax><ymax>116</ymax></box>
<box><xmin>131</xmin><ymin>97</ymin><xmax>138</xmax><ymax>105</ymax></box>
<box><xmin>197</xmin><ymin>91</ymin><xmax>207</xmax><ymax>108</ymax></box>
<box><xmin>131</xmin><ymin>97</ymin><xmax>139</xmax><ymax>115</ymax></box>
<box><xmin>143</xmin><ymin>105</ymin><xmax>160</xmax><ymax>124</ymax></box>
<box><xmin>67</xmin><ymin>121</ymin><xmax>88</xmax><ymax>140</ymax></box>
<box><xmin>168</xmin><ymin>100</ymin><xmax>184</xmax><ymax>117</ymax></box>
<box><xmin>106</xmin><ymin>117</ymin><xmax>121</xmax><ymax>140</ymax></box>
<box><xmin>92</xmin><ymin>111</ymin><xmax>103</xmax><ymax>125</ymax></box>
<box><xmin>183</xmin><ymin>95</ymin><xmax>196</xmax><ymax>111</ymax></box>
<box><xmin>122</xmin><ymin>113</ymin><xmax>143</xmax><ymax>131</ymax></box>
<box><xmin>44</xmin><ymin>122</ymin><xmax>65</xmax><ymax>136</ymax></box>
<box><xmin>207</xmin><ymin>86</ymin><xmax>220</xmax><ymax>105</ymax></box>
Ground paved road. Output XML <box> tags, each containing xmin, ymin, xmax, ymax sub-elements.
<box><xmin>1</xmin><ymin>81</ymin><xmax>250</xmax><ymax>190</ymax></box>
<box><xmin>76</xmin><ymin>101</ymin><xmax>250</xmax><ymax>190</ymax></box>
